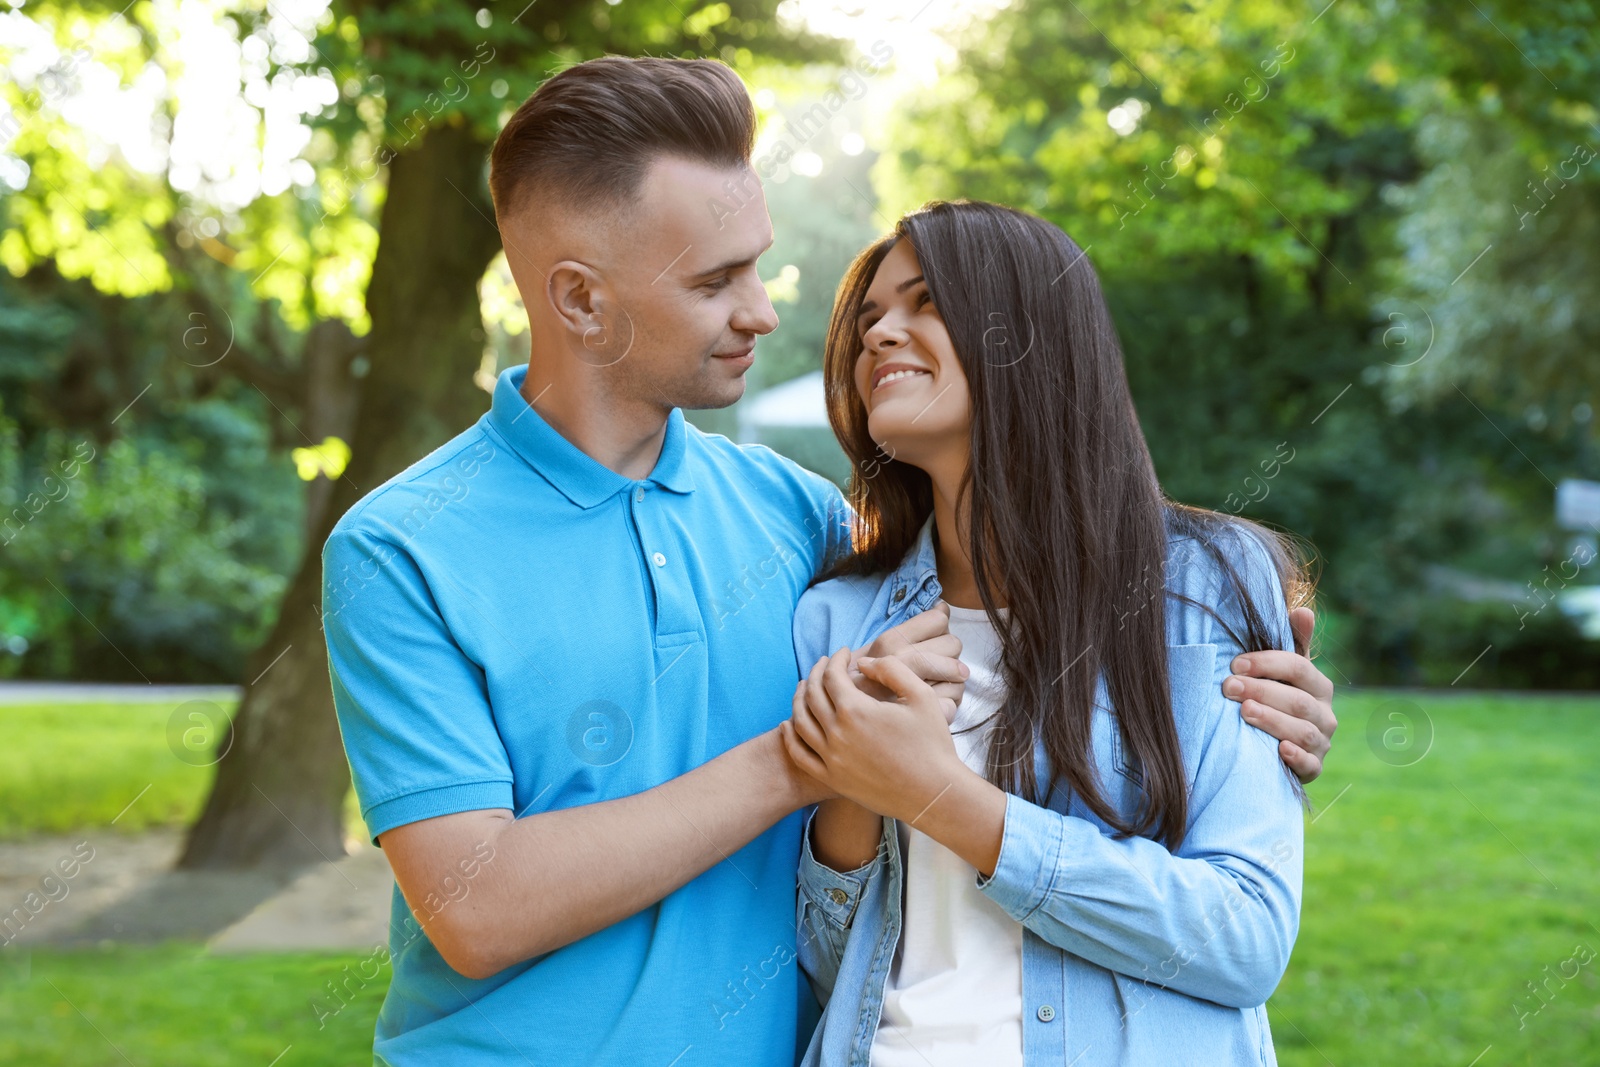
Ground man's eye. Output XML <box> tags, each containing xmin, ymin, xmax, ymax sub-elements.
<box><xmin>703</xmin><ymin>277</ymin><xmax>732</xmax><ymax>292</ymax></box>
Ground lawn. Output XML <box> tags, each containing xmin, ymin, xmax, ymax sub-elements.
<box><xmin>1</xmin><ymin>690</ymin><xmax>1597</xmax><ymax>1065</ymax></box>
<box><xmin>0</xmin><ymin>696</ymin><xmax>365</xmax><ymax>840</ymax></box>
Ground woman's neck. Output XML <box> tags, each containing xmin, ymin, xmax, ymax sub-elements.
<box><xmin>929</xmin><ymin>466</ymin><xmax>1004</xmax><ymax>610</ymax></box>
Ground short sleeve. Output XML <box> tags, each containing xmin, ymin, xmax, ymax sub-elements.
<box><xmin>322</xmin><ymin>521</ymin><xmax>514</xmax><ymax>843</ymax></box>
<box><xmin>798</xmin><ymin>474</ymin><xmax>854</xmax><ymax>581</ymax></box>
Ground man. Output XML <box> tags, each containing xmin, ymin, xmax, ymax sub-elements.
<box><xmin>322</xmin><ymin>56</ymin><xmax>1336</xmax><ymax>1067</ymax></box>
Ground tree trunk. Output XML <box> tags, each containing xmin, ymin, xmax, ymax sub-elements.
<box><xmin>302</xmin><ymin>318</ymin><xmax>365</xmax><ymax>541</ymax></box>
<box><xmin>178</xmin><ymin>121</ymin><xmax>504</xmax><ymax>869</ymax></box>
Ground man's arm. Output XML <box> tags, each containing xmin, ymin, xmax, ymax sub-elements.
<box><xmin>381</xmin><ymin>609</ymin><xmax>966</xmax><ymax>981</ymax></box>
<box><xmin>1223</xmin><ymin>607</ymin><xmax>1337</xmax><ymax>782</ymax></box>
<box><xmin>382</xmin><ymin>727</ymin><xmax>820</xmax><ymax>980</ymax></box>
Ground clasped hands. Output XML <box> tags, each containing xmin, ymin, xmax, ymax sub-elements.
<box><xmin>778</xmin><ymin>602</ymin><xmax>976</xmax><ymax>824</ymax></box>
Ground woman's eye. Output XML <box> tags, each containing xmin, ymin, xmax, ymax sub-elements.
<box><xmin>915</xmin><ymin>289</ymin><xmax>933</xmax><ymax>310</ymax></box>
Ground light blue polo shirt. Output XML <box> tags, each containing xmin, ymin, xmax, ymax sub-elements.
<box><xmin>323</xmin><ymin>364</ymin><xmax>851</xmax><ymax>1067</ymax></box>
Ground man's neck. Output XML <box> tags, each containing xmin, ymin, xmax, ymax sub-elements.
<box><xmin>520</xmin><ymin>360</ymin><xmax>671</xmax><ymax>482</ymax></box>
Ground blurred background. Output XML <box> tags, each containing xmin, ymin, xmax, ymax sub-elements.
<box><xmin>0</xmin><ymin>0</ymin><xmax>1596</xmax><ymax>1063</ymax></box>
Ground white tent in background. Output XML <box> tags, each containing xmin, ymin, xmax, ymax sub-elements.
<box><xmin>737</xmin><ymin>370</ymin><xmax>829</xmax><ymax>443</ymax></box>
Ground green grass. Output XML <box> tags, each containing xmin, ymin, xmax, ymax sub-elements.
<box><xmin>0</xmin><ymin>945</ymin><xmax>386</xmax><ymax>1066</ymax></box>
<box><xmin>1</xmin><ymin>691</ymin><xmax>1597</xmax><ymax>1064</ymax></box>
<box><xmin>0</xmin><ymin>700</ymin><xmax>238</xmax><ymax>838</ymax></box>
<box><xmin>1271</xmin><ymin>690</ymin><xmax>1600</xmax><ymax>1066</ymax></box>
<box><xmin>0</xmin><ymin>699</ymin><xmax>365</xmax><ymax>840</ymax></box>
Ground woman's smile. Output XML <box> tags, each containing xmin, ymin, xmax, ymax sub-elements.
<box><xmin>872</xmin><ymin>366</ymin><xmax>934</xmax><ymax>393</ymax></box>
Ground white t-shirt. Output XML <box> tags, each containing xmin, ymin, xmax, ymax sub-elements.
<box><xmin>870</xmin><ymin>603</ymin><xmax>1025</xmax><ymax>1067</ymax></box>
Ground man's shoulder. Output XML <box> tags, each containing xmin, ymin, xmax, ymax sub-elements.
<box><xmin>684</xmin><ymin>421</ymin><xmax>845</xmax><ymax>510</ymax></box>
<box><xmin>327</xmin><ymin>422</ymin><xmax>502</xmax><ymax>552</ymax></box>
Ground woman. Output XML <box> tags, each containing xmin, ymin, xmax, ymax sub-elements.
<box><xmin>781</xmin><ymin>199</ymin><xmax>1310</xmax><ymax>1066</ymax></box>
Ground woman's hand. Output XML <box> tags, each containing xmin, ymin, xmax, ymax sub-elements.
<box><xmin>780</xmin><ymin>647</ymin><xmax>970</xmax><ymax>825</ymax></box>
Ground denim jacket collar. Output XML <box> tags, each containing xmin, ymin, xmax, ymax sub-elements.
<box><xmin>883</xmin><ymin>513</ymin><xmax>943</xmax><ymax>621</ymax></box>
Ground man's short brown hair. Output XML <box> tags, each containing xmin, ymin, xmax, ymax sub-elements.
<box><xmin>489</xmin><ymin>56</ymin><xmax>757</xmax><ymax>224</ymax></box>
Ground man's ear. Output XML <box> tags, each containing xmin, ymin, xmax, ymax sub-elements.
<box><xmin>546</xmin><ymin>260</ymin><xmax>634</xmax><ymax>367</ymax></box>
<box><xmin>546</xmin><ymin>260</ymin><xmax>607</xmax><ymax>337</ymax></box>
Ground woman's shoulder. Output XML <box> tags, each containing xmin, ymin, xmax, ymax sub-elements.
<box><xmin>1161</xmin><ymin>514</ymin><xmax>1294</xmax><ymax>653</ymax></box>
<box><xmin>793</xmin><ymin>571</ymin><xmax>888</xmax><ymax>664</ymax></box>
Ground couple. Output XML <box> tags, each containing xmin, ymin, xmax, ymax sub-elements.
<box><xmin>321</xmin><ymin>55</ymin><xmax>1335</xmax><ymax>1067</ymax></box>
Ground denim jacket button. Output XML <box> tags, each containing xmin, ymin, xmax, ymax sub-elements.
<box><xmin>827</xmin><ymin>888</ymin><xmax>849</xmax><ymax>905</ymax></box>
<box><xmin>1037</xmin><ymin>1004</ymin><xmax>1056</xmax><ymax>1022</ymax></box>
<box><xmin>891</xmin><ymin>587</ymin><xmax>907</xmax><ymax>604</ymax></box>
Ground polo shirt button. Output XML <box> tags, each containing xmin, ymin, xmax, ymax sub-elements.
<box><xmin>1036</xmin><ymin>1004</ymin><xmax>1056</xmax><ymax>1022</ymax></box>
<box><xmin>827</xmin><ymin>888</ymin><xmax>848</xmax><ymax>905</ymax></box>
<box><xmin>653</xmin><ymin>552</ymin><xmax>666</xmax><ymax>567</ymax></box>
<box><xmin>634</xmin><ymin>486</ymin><xmax>645</xmax><ymax>503</ymax></box>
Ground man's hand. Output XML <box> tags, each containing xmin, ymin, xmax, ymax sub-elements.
<box><xmin>848</xmin><ymin>600</ymin><xmax>967</xmax><ymax>720</ymax></box>
<box><xmin>1223</xmin><ymin>607</ymin><xmax>1337</xmax><ymax>783</ymax></box>
<box><xmin>783</xmin><ymin>648</ymin><xmax>968</xmax><ymax>824</ymax></box>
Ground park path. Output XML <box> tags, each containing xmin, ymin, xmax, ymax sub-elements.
<box><xmin>0</xmin><ymin>682</ymin><xmax>242</xmax><ymax>705</ymax></box>
<box><xmin>1</xmin><ymin>832</ymin><xmax>394</xmax><ymax>952</ymax></box>
<box><xmin>0</xmin><ymin>681</ymin><xmax>396</xmax><ymax>953</ymax></box>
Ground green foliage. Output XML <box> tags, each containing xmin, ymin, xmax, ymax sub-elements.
<box><xmin>867</xmin><ymin>0</ymin><xmax>1600</xmax><ymax>685</ymax></box>
<box><xmin>0</xmin><ymin>407</ymin><xmax>298</xmax><ymax>681</ymax></box>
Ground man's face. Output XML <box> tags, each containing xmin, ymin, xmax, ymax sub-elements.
<box><xmin>598</xmin><ymin>157</ymin><xmax>779</xmax><ymax>411</ymax></box>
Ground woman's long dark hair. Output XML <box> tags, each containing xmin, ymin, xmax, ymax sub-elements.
<box><xmin>817</xmin><ymin>200</ymin><xmax>1312</xmax><ymax>851</ymax></box>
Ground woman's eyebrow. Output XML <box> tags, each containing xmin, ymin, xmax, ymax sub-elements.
<box><xmin>856</xmin><ymin>275</ymin><xmax>926</xmax><ymax>319</ymax></box>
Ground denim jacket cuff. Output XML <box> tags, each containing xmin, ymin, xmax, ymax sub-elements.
<box><xmin>797</xmin><ymin>806</ymin><xmax>887</xmax><ymax>929</ymax></box>
<box><xmin>975</xmin><ymin>792</ymin><xmax>1064</xmax><ymax>923</ymax></box>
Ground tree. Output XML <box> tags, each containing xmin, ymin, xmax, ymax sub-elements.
<box><xmin>177</xmin><ymin>0</ymin><xmax>837</xmax><ymax>867</ymax></box>
<box><xmin>3</xmin><ymin>0</ymin><xmax>839</xmax><ymax>866</ymax></box>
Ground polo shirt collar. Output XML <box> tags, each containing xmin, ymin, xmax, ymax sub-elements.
<box><xmin>488</xmin><ymin>364</ymin><xmax>695</xmax><ymax>509</ymax></box>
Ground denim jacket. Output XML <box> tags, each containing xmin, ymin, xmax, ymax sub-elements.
<box><xmin>791</xmin><ymin>514</ymin><xmax>1304</xmax><ymax>1067</ymax></box>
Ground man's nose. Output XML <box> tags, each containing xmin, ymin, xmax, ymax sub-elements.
<box><xmin>736</xmin><ymin>276</ymin><xmax>780</xmax><ymax>336</ymax></box>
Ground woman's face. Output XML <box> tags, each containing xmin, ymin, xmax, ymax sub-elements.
<box><xmin>852</xmin><ymin>239</ymin><xmax>971</xmax><ymax>472</ymax></box>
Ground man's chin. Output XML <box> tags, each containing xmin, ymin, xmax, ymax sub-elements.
<box><xmin>678</xmin><ymin>377</ymin><xmax>748</xmax><ymax>411</ymax></box>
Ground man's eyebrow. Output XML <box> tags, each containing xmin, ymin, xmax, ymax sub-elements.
<box><xmin>688</xmin><ymin>237</ymin><xmax>775</xmax><ymax>279</ymax></box>
<box><xmin>856</xmin><ymin>275</ymin><xmax>926</xmax><ymax>317</ymax></box>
